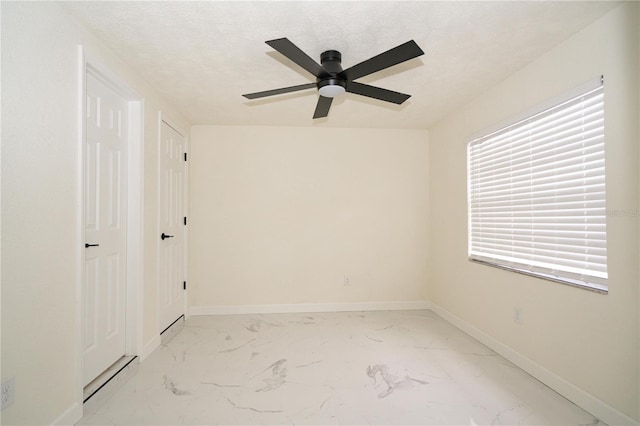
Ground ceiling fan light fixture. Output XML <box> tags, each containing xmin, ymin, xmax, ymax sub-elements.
<box><xmin>318</xmin><ymin>84</ymin><xmax>346</xmax><ymax>98</ymax></box>
<box><xmin>242</xmin><ymin>38</ymin><xmax>425</xmax><ymax>118</ymax></box>
<box><xmin>317</xmin><ymin>78</ymin><xmax>346</xmax><ymax>98</ymax></box>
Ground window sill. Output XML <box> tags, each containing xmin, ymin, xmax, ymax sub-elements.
<box><xmin>469</xmin><ymin>258</ymin><xmax>608</xmax><ymax>295</ymax></box>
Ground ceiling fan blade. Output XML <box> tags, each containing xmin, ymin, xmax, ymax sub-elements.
<box><xmin>342</xmin><ymin>40</ymin><xmax>424</xmax><ymax>81</ymax></box>
<box><xmin>242</xmin><ymin>83</ymin><xmax>316</xmax><ymax>99</ymax></box>
<box><xmin>266</xmin><ymin>38</ymin><xmax>326</xmax><ymax>78</ymax></box>
<box><xmin>313</xmin><ymin>96</ymin><xmax>333</xmax><ymax>119</ymax></box>
<box><xmin>346</xmin><ymin>81</ymin><xmax>411</xmax><ymax>105</ymax></box>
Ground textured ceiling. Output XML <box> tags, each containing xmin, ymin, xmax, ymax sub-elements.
<box><xmin>62</xmin><ymin>1</ymin><xmax>618</xmax><ymax>129</ymax></box>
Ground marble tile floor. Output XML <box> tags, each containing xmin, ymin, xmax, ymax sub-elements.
<box><xmin>78</xmin><ymin>310</ymin><xmax>605</xmax><ymax>425</ymax></box>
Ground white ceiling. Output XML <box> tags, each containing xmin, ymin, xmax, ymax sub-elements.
<box><xmin>62</xmin><ymin>1</ymin><xmax>618</xmax><ymax>129</ymax></box>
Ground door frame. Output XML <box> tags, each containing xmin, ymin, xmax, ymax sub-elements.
<box><xmin>156</xmin><ymin>113</ymin><xmax>189</xmax><ymax>332</ymax></box>
<box><xmin>75</xmin><ymin>46</ymin><xmax>144</xmax><ymax>410</ymax></box>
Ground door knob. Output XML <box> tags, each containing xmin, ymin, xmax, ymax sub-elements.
<box><xmin>85</xmin><ymin>243</ymin><xmax>100</xmax><ymax>248</ymax></box>
<box><xmin>161</xmin><ymin>233</ymin><xmax>174</xmax><ymax>240</ymax></box>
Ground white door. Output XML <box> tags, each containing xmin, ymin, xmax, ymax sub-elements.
<box><xmin>84</xmin><ymin>73</ymin><xmax>128</xmax><ymax>386</ymax></box>
<box><xmin>158</xmin><ymin>121</ymin><xmax>186</xmax><ymax>332</ymax></box>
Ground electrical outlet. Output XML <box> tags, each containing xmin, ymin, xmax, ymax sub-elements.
<box><xmin>513</xmin><ymin>307</ymin><xmax>523</xmax><ymax>324</ymax></box>
<box><xmin>1</xmin><ymin>377</ymin><xmax>15</xmax><ymax>411</ymax></box>
<box><xmin>343</xmin><ymin>275</ymin><xmax>351</xmax><ymax>286</ymax></box>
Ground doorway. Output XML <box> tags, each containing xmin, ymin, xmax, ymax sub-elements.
<box><xmin>81</xmin><ymin>59</ymin><xmax>143</xmax><ymax>391</ymax></box>
<box><xmin>158</xmin><ymin>119</ymin><xmax>187</xmax><ymax>332</ymax></box>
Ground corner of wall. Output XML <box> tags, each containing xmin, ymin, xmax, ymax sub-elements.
<box><xmin>430</xmin><ymin>302</ymin><xmax>639</xmax><ymax>426</ymax></box>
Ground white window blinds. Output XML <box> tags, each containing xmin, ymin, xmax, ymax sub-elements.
<box><xmin>467</xmin><ymin>81</ymin><xmax>607</xmax><ymax>292</ymax></box>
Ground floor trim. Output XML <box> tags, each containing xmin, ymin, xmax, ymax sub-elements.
<box><xmin>189</xmin><ymin>301</ymin><xmax>431</xmax><ymax>316</ymax></box>
<box><xmin>140</xmin><ymin>335</ymin><xmax>161</xmax><ymax>361</ymax></box>
<box><xmin>83</xmin><ymin>356</ymin><xmax>138</xmax><ymax>403</ymax></box>
<box><xmin>52</xmin><ymin>401</ymin><xmax>82</xmax><ymax>426</ymax></box>
<box><xmin>81</xmin><ymin>357</ymin><xmax>139</xmax><ymax>420</ymax></box>
<box><xmin>161</xmin><ymin>315</ymin><xmax>185</xmax><ymax>345</ymax></box>
<box><xmin>429</xmin><ymin>302</ymin><xmax>638</xmax><ymax>426</ymax></box>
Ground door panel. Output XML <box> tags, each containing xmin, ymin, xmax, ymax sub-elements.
<box><xmin>83</xmin><ymin>73</ymin><xmax>128</xmax><ymax>386</ymax></box>
<box><xmin>105</xmin><ymin>253</ymin><xmax>120</xmax><ymax>336</ymax></box>
<box><xmin>84</xmin><ymin>257</ymin><xmax>98</xmax><ymax>352</ymax></box>
<box><xmin>106</xmin><ymin>148</ymin><xmax>122</xmax><ymax>228</ymax></box>
<box><xmin>159</xmin><ymin>121</ymin><xmax>186</xmax><ymax>331</ymax></box>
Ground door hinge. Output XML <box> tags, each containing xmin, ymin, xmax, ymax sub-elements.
<box><xmin>183</xmin><ymin>281</ymin><xmax>187</xmax><ymax>290</ymax></box>
<box><xmin>184</xmin><ymin>152</ymin><xmax>187</xmax><ymax>162</ymax></box>
<box><xmin>184</xmin><ymin>216</ymin><xmax>187</xmax><ymax>226</ymax></box>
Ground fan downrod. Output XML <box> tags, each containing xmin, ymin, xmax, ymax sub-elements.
<box><xmin>320</xmin><ymin>50</ymin><xmax>343</xmax><ymax>74</ymax></box>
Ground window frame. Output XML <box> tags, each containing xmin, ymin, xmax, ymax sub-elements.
<box><xmin>467</xmin><ymin>76</ymin><xmax>608</xmax><ymax>294</ymax></box>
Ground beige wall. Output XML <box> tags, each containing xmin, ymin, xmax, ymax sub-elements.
<box><xmin>2</xmin><ymin>1</ymin><xmax>637</xmax><ymax>425</ymax></box>
<box><xmin>1</xmin><ymin>2</ymin><xmax>189</xmax><ymax>424</ymax></box>
<box><xmin>189</xmin><ymin>126</ymin><xmax>429</xmax><ymax>308</ymax></box>
<box><xmin>428</xmin><ymin>3</ymin><xmax>639</xmax><ymax>421</ymax></box>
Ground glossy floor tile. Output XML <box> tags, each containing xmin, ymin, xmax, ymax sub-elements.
<box><xmin>78</xmin><ymin>310</ymin><xmax>604</xmax><ymax>425</ymax></box>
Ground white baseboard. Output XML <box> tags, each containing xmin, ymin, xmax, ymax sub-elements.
<box><xmin>429</xmin><ymin>303</ymin><xmax>638</xmax><ymax>426</ymax></box>
<box><xmin>139</xmin><ymin>335</ymin><xmax>161</xmax><ymax>361</ymax></box>
<box><xmin>51</xmin><ymin>401</ymin><xmax>82</xmax><ymax>426</ymax></box>
<box><xmin>190</xmin><ymin>300</ymin><xmax>431</xmax><ymax>316</ymax></box>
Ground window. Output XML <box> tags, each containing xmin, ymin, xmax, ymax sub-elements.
<box><xmin>467</xmin><ymin>78</ymin><xmax>607</xmax><ymax>292</ymax></box>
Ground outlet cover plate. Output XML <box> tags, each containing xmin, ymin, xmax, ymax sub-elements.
<box><xmin>1</xmin><ymin>377</ymin><xmax>15</xmax><ymax>410</ymax></box>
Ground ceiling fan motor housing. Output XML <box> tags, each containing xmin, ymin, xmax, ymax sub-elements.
<box><xmin>317</xmin><ymin>77</ymin><xmax>346</xmax><ymax>90</ymax></box>
<box><xmin>318</xmin><ymin>50</ymin><xmax>347</xmax><ymax>96</ymax></box>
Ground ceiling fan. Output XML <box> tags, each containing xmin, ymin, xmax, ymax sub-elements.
<box><xmin>242</xmin><ymin>38</ymin><xmax>425</xmax><ymax>119</ymax></box>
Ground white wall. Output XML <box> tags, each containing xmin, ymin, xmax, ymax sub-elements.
<box><xmin>428</xmin><ymin>3</ymin><xmax>639</xmax><ymax>423</ymax></box>
<box><xmin>1</xmin><ymin>2</ymin><xmax>189</xmax><ymax>424</ymax></box>
<box><xmin>189</xmin><ymin>126</ymin><xmax>430</xmax><ymax>309</ymax></box>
